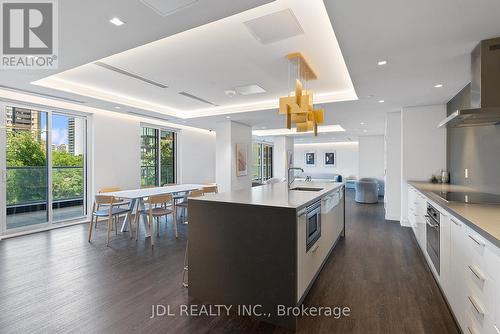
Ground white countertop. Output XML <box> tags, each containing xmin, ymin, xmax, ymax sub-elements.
<box><xmin>409</xmin><ymin>181</ymin><xmax>500</xmax><ymax>246</ymax></box>
<box><xmin>192</xmin><ymin>181</ymin><xmax>344</xmax><ymax>209</ymax></box>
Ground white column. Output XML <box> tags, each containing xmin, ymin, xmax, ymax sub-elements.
<box><xmin>384</xmin><ymin>111</ymin><xmax>402</xmax><ymax>221</ymax></box>
<box><xmin>215</xmin><ymin>121</ymin><xmax>252</xmax><ymax>193</ymax></box>
<box><xmin>400</xmin><ymin>104</ymin><xmax>447</xmax><ymax>225</ymax></box>
<box><xmin>272</xmin><ymin>136</ymin><xmax>294</xmax><ymax>180</ymax></box>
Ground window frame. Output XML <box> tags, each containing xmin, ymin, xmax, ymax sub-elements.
<box><xmin>140</xmin><ymin>124</ymin><xmax>178</xmax><ymax>187</ymax></box>
<box><xmin>1</xmin><ymin>101</ymin><xmax>90</xmax><ymax>236</ymax></box>
<box><xmin>252</xmin><ymin>141</ymin><xmax>273</xmax><ymax>183</ymax></box>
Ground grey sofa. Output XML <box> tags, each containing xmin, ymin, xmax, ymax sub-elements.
<box><xmin>354</xmin><ymin>178</ymin><xmax>379</xmax><ymax>204</ymax></box>
<box><xmin>297</xmin><ymin>173</ymin><xmax>342</xmax><ymax>182</ymax></box>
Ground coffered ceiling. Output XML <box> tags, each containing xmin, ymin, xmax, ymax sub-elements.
<box><xmin>32</xmin><ymin>0</ymin><xmax>356</xmax><ymax>118</ymax></box>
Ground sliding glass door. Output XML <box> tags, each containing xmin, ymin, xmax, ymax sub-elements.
<box><xmin>5</xmin><ymin>106</ymin><xmax>48</xmax><ymax>230</ymax></box>
<box><xmin>51</xmin><ymin>114</ymin><xmax>86</xmax><ymax>222</ymax></box>
<box><xmin>1</xmin><ymin>105</ymin><xmax>87</xmax><ymax>234</ymax></box>
<box><xmin>140</xmin><ymin>126</ymin><xmax>176</xmax><ymax>187</ymax></box>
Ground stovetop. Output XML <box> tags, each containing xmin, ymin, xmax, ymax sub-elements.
<box><xmin>432</xmin><ymin>191</ymin><xmax>500</xmax><ymax>204</ymax></box>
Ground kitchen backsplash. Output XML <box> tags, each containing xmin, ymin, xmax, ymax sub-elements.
<box><xmin>447</xmin><ymin>83</ymin><xmax>500</xmax><ymax>194</ymax></box>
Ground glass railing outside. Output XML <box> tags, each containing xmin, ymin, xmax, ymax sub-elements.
<box><xmin>6</xmin><ymin>166</ymin><xmax>85</xmax><ymax>229</ymax></box>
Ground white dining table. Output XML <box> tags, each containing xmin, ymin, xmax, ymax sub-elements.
<box><xmin>104</xmin><ymin>184</ymin><xmax>206</xmax><ymax>234</ymax></box>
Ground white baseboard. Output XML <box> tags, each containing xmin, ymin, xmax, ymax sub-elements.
<box><xmin>385</xmin><ymin>214</ymin><xmax>400</xmax><ymax>222</ymax></box>
<box><xmin>400</xmin><ymin>219</ymin><xmax>411</xmax><ymax>227</ymax></box>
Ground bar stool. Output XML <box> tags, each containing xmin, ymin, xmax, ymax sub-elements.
<box><xmin>135</xmin><ymin>193</ymin><xmax>176</xmax><ymax>248</ymax></box>
<box><xmin>181</xmin><ymin>189</ymin><xmax>204</xmax><ymax>288</ymax></box>
<box><xmin>88</xmin><ymin>195</ymin><xmax>133</xmax><ymax>246</ymax></box>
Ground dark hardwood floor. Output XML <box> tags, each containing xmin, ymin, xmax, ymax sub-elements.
<box><xmin>0</xmin><ymin>191</ymin><xmax>459</xmax><ymax>334</ymax></box>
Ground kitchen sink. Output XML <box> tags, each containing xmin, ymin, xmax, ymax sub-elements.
<box><xmin>289</xmin><ymin>187</ymin><xmax>324</xmax><ymax>192</ymax></box>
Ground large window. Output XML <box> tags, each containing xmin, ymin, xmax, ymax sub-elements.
<box><xmin>2</xmin><ymin>106</ymin><xmax>87</xmax><ymax>232</ymax></box>
<box><xmin>252</xmin><ymin>142</ymin><xmax>273</xmax><ymax>182</ymax></box>
<box><xmin>140</xmin><ymin>127</ymin><xmax>176</xmax><ymax>187</ymax></box>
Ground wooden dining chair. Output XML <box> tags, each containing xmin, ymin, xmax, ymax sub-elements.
<box><xmin>88</xmin><ymin>195</ymin><xmax>133</xmax><ymax>246</ymax></box>
<box><xmin>202</xmin><ymin>185</ymin><xmax>218</xmax><ymax>194</ymax></box>
<box><xmin>97</xmin><ymin>187</ymin><xmax>131</xmax><ymax>228</ymax></box>
<box><xmin>180</xmin><ymin>189</ymin><xmax>204</xmax><ymax>288</ymax></box>
<box><xmin>176</xmin><ymin>189</ymin><xmax>204</xmax><ymax>224</ymax></box>
<box><xmin>135</xmin><ymin>193</ymin><xmax>176</xmax><ymax>248</ymax></box>
<box><xmin>163</xmin><ymin>183</ymin><xmax>187</xmax><ymax>204</ymax></box>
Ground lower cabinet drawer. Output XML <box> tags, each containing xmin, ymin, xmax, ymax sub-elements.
<box><xmin>465</xmin><ymin>263</ymin><xmax>497</xmax><ymax>314</ymax></box>
<box><xmin>464</xmin><ymin>292</ymin><xmax>496</xmax><ymax>334</ymax></box>
<box><xmin>465</xmin><ymin>227</ymin><xmax>493</xmax><ymax>274</ymax></box>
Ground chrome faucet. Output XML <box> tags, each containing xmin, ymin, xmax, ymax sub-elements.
<box><xmin>288</xmin><ymin>167</ymin><xmax>304</xmax><ymax>189</ymax></box>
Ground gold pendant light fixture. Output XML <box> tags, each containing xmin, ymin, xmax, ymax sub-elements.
<box><xmin>279</xmin><ymin>52</ymin><xmax>324</xmax><ymax>136</ymax></box>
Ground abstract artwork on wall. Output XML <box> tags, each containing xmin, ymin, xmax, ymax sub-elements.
<box><xmin>324</xmin><ymin>152</ymin><xmax>336</xmax><ymax>166</ymax></box>
<box><xmin>236</xmin><ymin>143</ymin><xmax>248</xmax><ymax>176</ymax></box>
<box><xmin>305</xmin><ymin>152</ymin><xmax>316</xmax><ymax>167</ymax></box>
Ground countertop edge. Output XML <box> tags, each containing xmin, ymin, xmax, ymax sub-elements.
<box><xmin>190</xmin><ymin>182</ymin><xmax>345</xmax><ymax>210</ymax></box>
<box><xmin>408</xmin><ymin>181</ymin><xmax>500</xmax><ymax>248</ymax></box>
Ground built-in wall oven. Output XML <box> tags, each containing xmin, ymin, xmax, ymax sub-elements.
<box><xmin>425</xmin><ymin>203</ymin><xmax>440</xmax><ymax>274</ymax></box>
<box><xmin>306</xmin><ymin>201</ymin><xmax>322</xmax><ymax>251</ymax></box>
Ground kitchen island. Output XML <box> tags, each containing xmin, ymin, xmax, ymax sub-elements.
<box><xmin>188</xmin><ymin>181</ymin><xmax>345</xmax><ymax>329</ymax></box>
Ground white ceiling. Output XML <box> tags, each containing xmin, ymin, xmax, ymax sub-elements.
<box><xmin>2</xmin><ymin>0</ymin><xmax>500</xmax><ymax>142</ymax></box>
<box><xmin>33</xmin><ymin>0</ymin><xmax>356</xmax><ymax>118</ymax></box>
<box><xmin>0</xmin><ymin>0</ymin><xmax>274</xmax><ymax>102</ymax></box>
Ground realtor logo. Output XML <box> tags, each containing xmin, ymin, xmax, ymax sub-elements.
<box><xmin>1</xmin><ymin>0</ymin><xmax>58</xmax><ymax>69</ymax></box>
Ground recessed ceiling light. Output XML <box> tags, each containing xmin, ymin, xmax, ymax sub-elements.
<box><xmin>225</xmin><ymin>90</ymin><xmax>236</xmax><ymax>97</ymax></box>
<box><xmin>378</xmin><ymin>100</ymin><xmax>385</xmax><ymax>103</ymax></box>
<box><xmin>360</xmin><ymin>122</ymin><xmax>366</xmax><ymax>125</ymax></box>
<box><xmin>363</xmin><ymin>129</ymin><xmax>368</xmax><ymax>133</ymax></box>
<box><xmin>377</xmin><ymin>60</ymin><xmax>387</xmax><ymax>66</ymax></box>
<box><xmin>114</xmin><ymin>106</ymin><xmax>121</xmax><ymax>109</ymax></box>
<box><xmin>235</xmin><ymin>84</ymin><xmax>266</xmax><ymax>96</ymax></box>
<box><xmin>109</xmin><ymin>17</ymin><xmax>125</xmax><ymax>26</ymax></box>
<box><xmin>225</xmin><ymin>116</ymin><xmax>231</xmax><ymax>119</ymax></box>
<box><xmin>434</xmin><ymin>84</ymin><xmax>443</xmax><ymax>88</ymax></box>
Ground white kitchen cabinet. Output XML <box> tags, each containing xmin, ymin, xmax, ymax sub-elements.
<box><xmin>408</xmin><ymin>185</ymin><xmax>417</xmax><ymax>230</ymax></box>
<box><xmin>439</xmin><ymin>213</ymin><xmax>451</xmax><ymax>296</ymax></box>
<box><xmin>449</xmin><ymin>216</ymin><xmax>468</xmax><ymax>331</ymax></box>
<box><xmin>407</xmin><ymin>184</ymin><xmax>500</xmax><ymax>334</ymax></box>
<box><xmin>415</xmin><ymin>193</ymin><xmax>427</xmax><ymax>250</ymax></box>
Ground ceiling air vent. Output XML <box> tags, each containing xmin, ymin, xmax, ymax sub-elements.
<box><xmin>126</xmin><ymin>110</ymin><xmax>169</xmax><ymax>122</ymax></box>
<box><xmin>244</xmin><ymin>9</ymin><xmax>304</xmax><ymax>44</ymax></box>
<box><xmin>94</xmin><ymin>61</ymin><xmax>168</xmax><ymax>89</ymax></box>
<box><xmin>178</xmin><ymin>92</ymin><xmax>218</xmax><ymax>107</ymax></box>
<box><xmin>139</xmin><ymin>0</ymin><xmax>199</xmax><ymax>16</ymax></box>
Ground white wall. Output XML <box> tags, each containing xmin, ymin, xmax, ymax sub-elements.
<box><xmin>178</xmin><ymin>128</ymin><xmax>216</xmax><ymax>184</ymax></box>
<box><xmin>384</xmin><ymin>112</ymin><xmax>402</xmax><ymax>221</ymax></box>
<box><xmin>293</xmin><ymin>142</ymin><xmax>359</xmax><ymax>179</ymax></box>
<box><xmin>216</xmin><ymin>121</ymin><xmax>252</xmax><ymax>193</ymax></box>
<box><xmin>400</xmin><ymin>104</ymin><xmax>447</xmax><ymax>225</ymax></box>
<box><xmin>92</xmin><ymin>113</ymin><xmax>216</xmax><ymax>196</ymax></box>
<box><xmin>358</xmin><ymin>135</ymin><xmax>384</xmax><ymax>180</ymax></box>
<box><xmin>271</xmin><ymin>136</ymin><xmax>294</xmax><ymax>180</ymax></box>
<box><xmin>92</xmin><ymin>113</ymin><xmax>141</xmax><ymax>193</ymax></box>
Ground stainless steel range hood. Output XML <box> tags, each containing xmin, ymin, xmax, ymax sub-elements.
<box><xmin>439</xmin><ymin>37</ymin><xmax>500</xmax><ymax>128</ymax></box>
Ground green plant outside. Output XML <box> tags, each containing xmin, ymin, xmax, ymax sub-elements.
<box><xmin>6</xmin><ymin>131</ymin><xmax>84</xmax><ymax>206</ymax></box>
